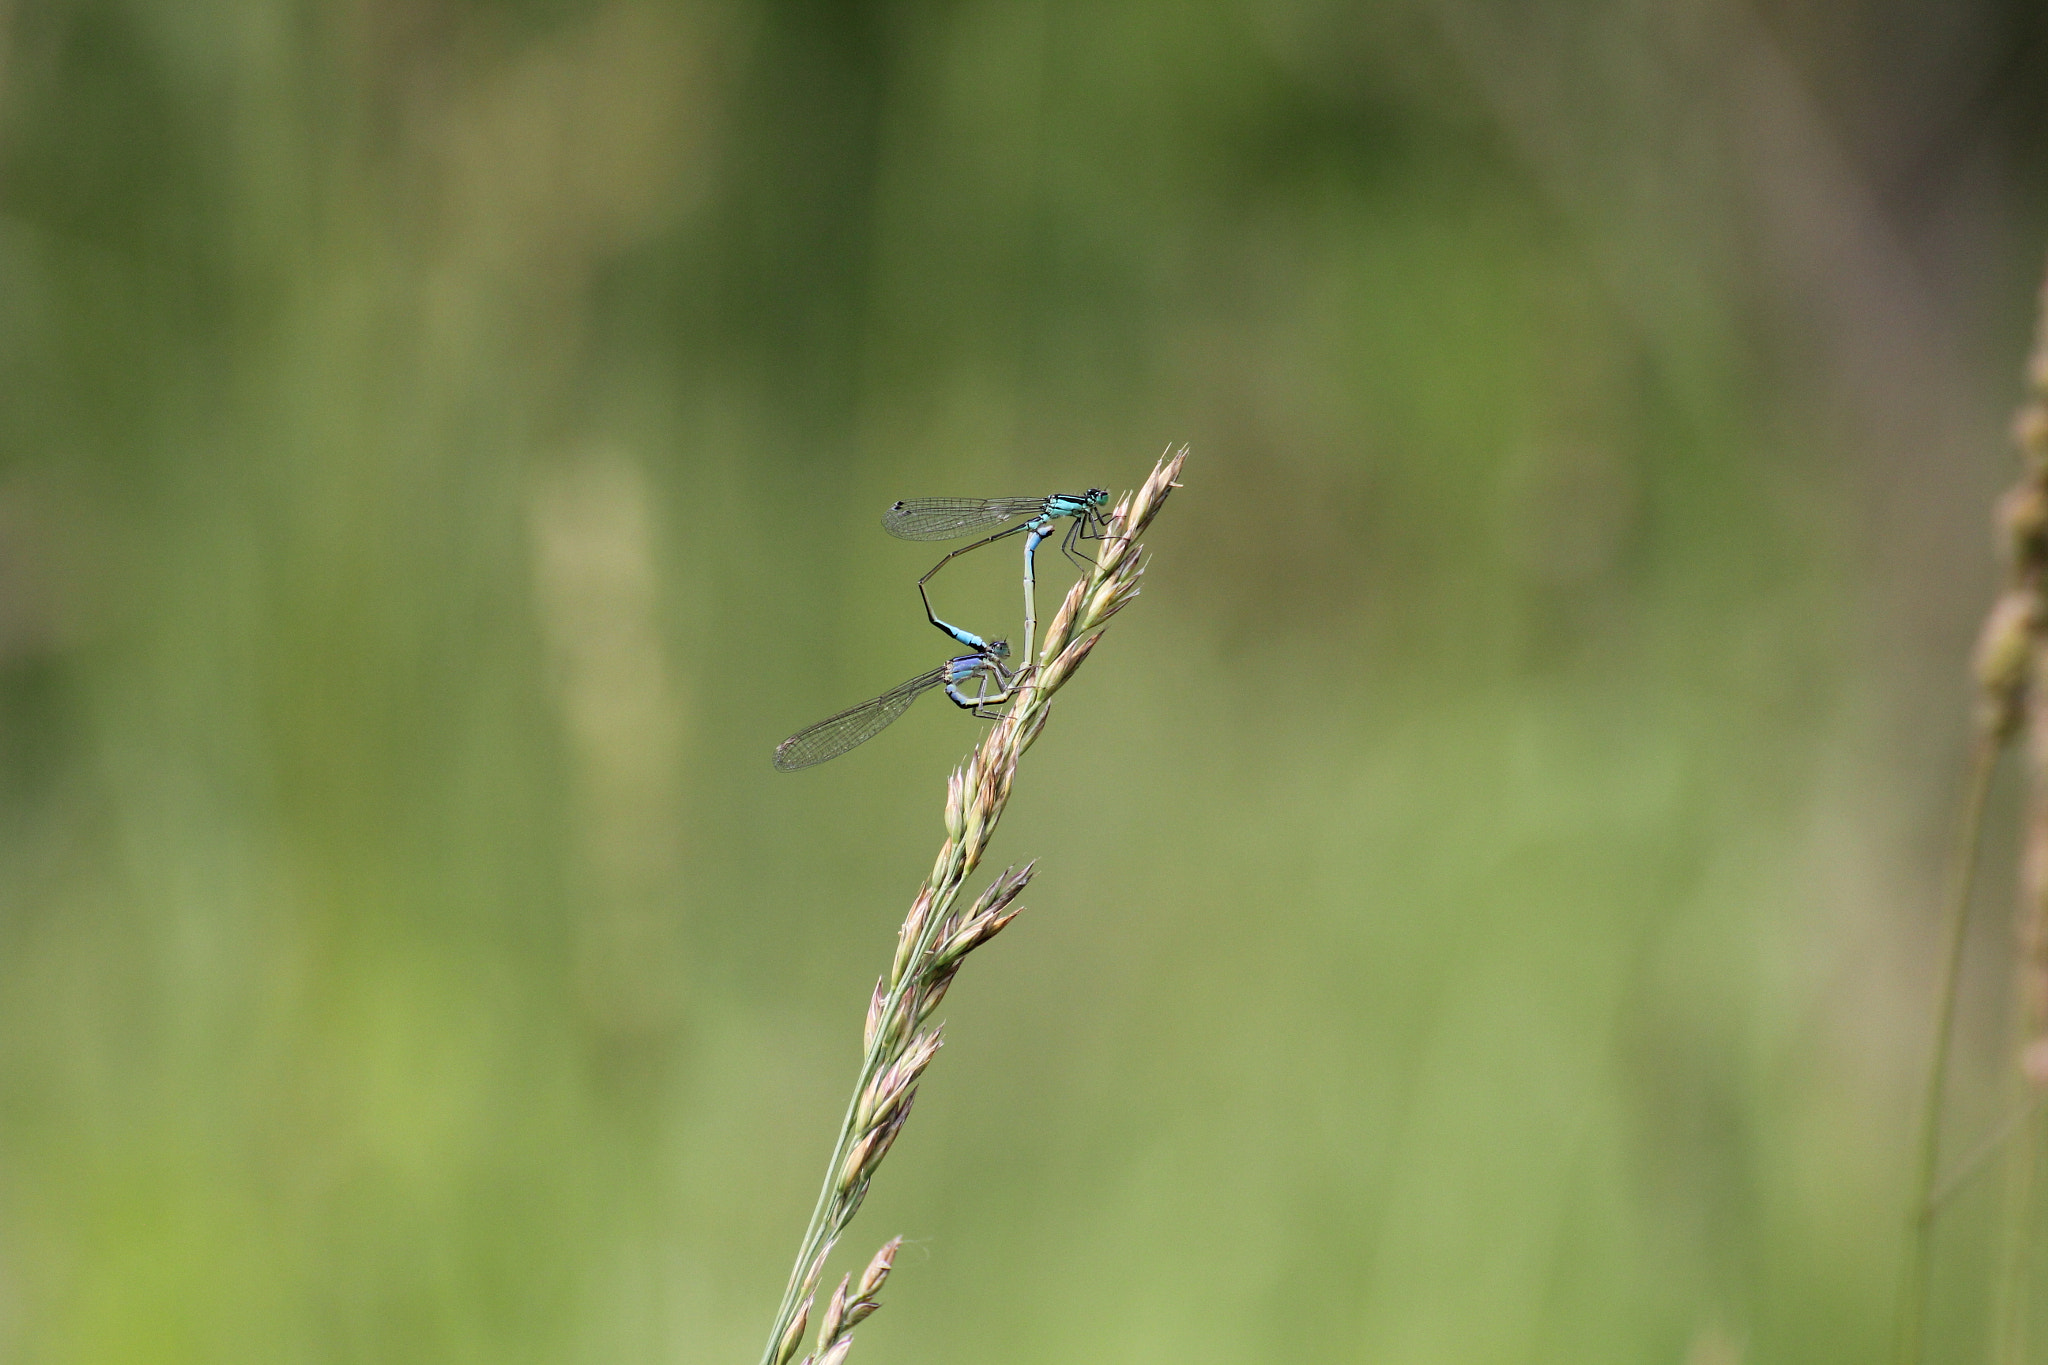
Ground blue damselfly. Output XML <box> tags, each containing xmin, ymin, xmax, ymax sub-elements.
<box><xmin>882</xmin><ymin>490</ymin><xmax>1110</xmax><ymax>667</ymax></box>
<box><xmin>773</xmin><ymin>635</ymin><xmax>1016</xmax><ymax>771</ymax></box>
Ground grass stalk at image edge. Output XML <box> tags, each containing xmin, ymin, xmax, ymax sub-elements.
<box><xmin>1895</xmin><ymin>258</ymin><xmax>2048</xmax><ymax>1365</ymax></box>
<box><xmin>753</xmin><ymin>446</ymin><xmax>1188</xmax><ymax>1365</ymax></box>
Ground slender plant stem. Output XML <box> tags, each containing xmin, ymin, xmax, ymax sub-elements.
<box><xmin>1927</xmin><ymin>1093</ymin><xmax>2046</xmax><ymax>1214</ymax></box>
<box><xmin>1990</xmin><ymin>1098</ymin><xmax>2042</xmax><ymax>1363</ymax></box>
<box><xmin>752</xmin><ymin>448</ymin><xmax>1187</xmax><ymax>1365</ymax></box>
<box><xmin>757</xmin><ymin>851</ymin><xmax>994</xmax><ymax>1365</ymax></box>
<box><xmin>1895</xmin><ymin>733</ymin><xmax>2001</xmax><ymax>1365</ymax></box>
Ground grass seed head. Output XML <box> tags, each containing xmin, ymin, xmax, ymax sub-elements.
<box><xmin>1976</xmin><ymin>590</ymin><xmax>2038</xmax><ymax>738</ymax></box>
<box><xmin>756</xmin><ymin>448</ymin><xmax>1187</xmax><ymax>1365</ymax></box>
<box><xmin>856</xmin><ymin>1237</ymin><xmax>901</xmax><ymax>1299</ymax></box>
<box><xmin>818</xmin><ymin>1276</ymin><xmax>849</xmax><ymax>1345</ymax></box>
<box><xmin>892</xmin><ymin>889</ymin><xmax>937</xmax><ymax>987</ymax></box>
<box><xmin>859</xmin><ymin>1098</ymin><xmax>914</xmax><ymax>1179</ymax></box>
<box><xmin>1039</xmin><ymin>578</ymin><xmax>1089</xmax><ymax>665</ymax></box>
<box><xmin>944</xmin><ymin>766</ymin><xmax>967</xmax><ymax>838</ymax></box>
<box><xmin>862</xmin><ymin>975</ymin><xmax>887</xmax><ymax>1053</ymax></box>
<box><xmin>914</xmin><ymin>961</ymin><xmax>959</xmax><ymax>1025</ymax></box>
<box><xmin>776</xmin><ymin>1295</ymin><xmax>814</xmax><ymax>1365</ymax></box>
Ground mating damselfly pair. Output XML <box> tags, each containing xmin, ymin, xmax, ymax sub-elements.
<box><xmin>772</xmin><ymin>490</ymin><xmax>1111</xmax><ymax>771</ymax></box>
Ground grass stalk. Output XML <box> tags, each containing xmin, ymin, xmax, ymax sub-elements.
<box><xmin>1895</xmin><ymin>255</ymin><xmax>2048</xmax><ymax>1365</ymax></box>
<box><xmin>1989</xmin><ymin>1104</ymin><xmax>2042</xmax><ymax>1363</ymax></box>
<box><xmin>752</xmin><ymin>446</ymin><xmax>1188</xmax><ymax>1365</ymax></box>
<box><xmin>1927</xmin><ymin>1093</ymin><xmax>2045</xmax><ymax>1214</ymax></box>
<box><xmin>1986</xmin><ymin>269</ymin><xmax>2048</xmax><ymax>1365</ymax></box>
<box><xmin>1894</xmin><ymin>735</ymin><xmax>2000</xmax><ymax>1365</ymax></box>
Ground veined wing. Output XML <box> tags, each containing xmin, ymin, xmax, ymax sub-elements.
<box><xmin>774</xmin><ymin>668</ymin><xmax>946</xmax><ymax>770</ymax></box>
<box><xmin>881</xmin><ymin>497</ymin><xmax>1047</xmax><ymax>542</ymax></box>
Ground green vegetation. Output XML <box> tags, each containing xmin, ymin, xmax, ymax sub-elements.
<box><xmin>0</xmin><ymin>2</ymin><xmax>2041</xmax><ymax>1361</ymax></box>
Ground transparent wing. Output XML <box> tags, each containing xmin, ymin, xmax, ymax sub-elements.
<box><xmin>774</xmin><ymin>668</ymin><xmax>946</xmax><ymax>771</ymax></box>
<box><xmin>881</xmin><ymin>497</ymin><xmax>1047</xmax><ymax>541</ymax></box>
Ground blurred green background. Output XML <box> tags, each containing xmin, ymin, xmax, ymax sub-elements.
<box><xmin>2</xmin><ymin>1</ymin><xmax>2047</xmax><ymax>1361</ymax></box>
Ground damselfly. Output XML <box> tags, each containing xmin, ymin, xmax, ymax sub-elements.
<box><xmin>882</xmin><ymin>491</ymin><xmax>1110</xmax><ymax>667</ymax></box>
<box><xmin>773</xmin><ymin>636</ymin><xmax>1016</xmax><ymax>771</ymax></box>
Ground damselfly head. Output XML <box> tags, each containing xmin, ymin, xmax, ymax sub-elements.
<box><xmin>1084</xmin><ymin>488</ymin><xmax>1109</xmax><ymax>509</ymax></box>
<box><xmin>987</xmin><ymin>638</ymin><xmax>1011</xmax><ymax>659</ymax></box>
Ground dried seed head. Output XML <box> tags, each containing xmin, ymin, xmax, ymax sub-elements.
<box><xmin>1042</xmin><ymin>632</ymin><xmax>1101</xmax><ymax>691</ymax></box>
<box><xmin>1016</xmin><ymin>704</ymin><xmax>1053</xmax><ymax>755</ymax></box>
<box><xmin>894</xmin><ymin>887</ymin><xmax>935</xmax><ymax>978</ymax></box>
<box><xmin>860</xmin><ymin>1032</ymin><xmax>932</xmax><ymax>1130</ymax></box>
<box><xmin>849</xmin><ymin>1033</ymin><xmax>932</xmax><ymax>1173</ymax></box>
<box><xmin>914</xmin><ymin>961</ymin><xmax>960</xmax><ymax>1024</ymax></box>
<box><xmin>958</xmin><ymin>865</ymin><xmax>1024</xmax><ymax>918</ymax></box>
<box><xmin>777</xmin><ymin>1296</ymin><xmax>815</xmax><ymax>1365</ymax></box>
<box><xmin>817</xmin><ymin>1338</ymin><xmax>854</xmax><ymax>1365</ymax></box>
<box><xmin>890</xmin><ymin>1029</ymin><xmax>943</xmax><ymax>1089</ymax></box>
<box><xmin>856</xmin><ymin>1237</ymin><xmax>901</xmax><ymax>1299</ymax></box>
<box><xmin>1083</xmin><ymin>557</ymin><xmax>1145</xmax><ymax>625</ymax></box>
<box><xmin>928</xmin><ymin>838</ymin><xmax>960</xmax><ymax>892</ymax></box>
<box><xmin>933</xmin><ymin>877</ymin><xmax>1028</xmax><ymax>965</ymax></box>
<box><xmin>1143</xmin><ymin>443</ymin><xmax>1189</xmax><ymax>508</ymax></box>
<box><xmin>799</xmin><ymin>1244</ymin><xmax>836</xmax><ymax>1299</ymax></box>
<box><xmin>840</xmin><ymin>1096</ymin><xmax>916</xmax><ymax>1191</ymax></box>
<box><xmin>1091</xmin><ymin>580</ymin><xmax>1141</xmax><ymax>627</ymax></box>
<box><xmin>818</xmin><ymin>1276</ymin><xmax>850</xmax><ymax>1346</ymax></box>
<box><xmin>1094</xmin><ymin>448</ymin><xmax>1184</xmax><ymax>566</ymax></box>
<box><xmin>838</xmin><ymin>1132</ymin><xmax>877</xmax><ymax>1192</ymax></box>
<box><xmin>1974</xmin><ymin>590</ymin><xmax>2038</xmax><ymax>738</ymax></box>
<box><xmin>1102</xmin><ymin>495</ymin><xmax>1134</xmax><ymax>546</ymax></box>
<box><xmin>1040</xmin><ymin>578</ymin><xmax>1090</xmax><ymax>664</ymax></box>
<box><xmin>876</xmin><ymin>1003</ymin><xmax>911</xmax><ymax>1056</ymax></box>
<box><xmin>854</xmin><ymin>1073</ymin><xmax>880</xmax><ymax>1130</ymax></box>
<box><xmin>869</xmin><ymin>1100</ymin><xmax>913</xmax><ymax>1166</ymax></box>
<box><xmin>944</xmin><ymin>765</ymin><xmax>967</xmax><ymax>838</ymax></box>
<box><xmin>946</xmin><ymin>907</ymin><xmax>1020</xmax><ymax>963</ymax></box>
<box><xmin>968</xmin><ymin>864</ymin><xmax>1033</xmax><ymax>923</ymax></box>
<box><xmin>1086</xmin><ymin>446</ymin><xmax>1182</xmax><ymax>573</ymax></box>
<box><xmin>980</xmin><ymin>905</ymin><xmax>1021</xmax><ymax>940</ymax></box>
<box><xmin>862</xmin><ymin>975</ymin><xmax>888</xmax><ymax>1053</ymax></box>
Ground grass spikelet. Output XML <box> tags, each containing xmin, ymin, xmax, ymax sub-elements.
<box><xmin>754</xmin><ymin>446</ymin><xmax>1188</xmax><ymax>1365</ymax></box>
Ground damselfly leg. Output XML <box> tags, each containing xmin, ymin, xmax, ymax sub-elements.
<box><xmin>944</xmin><ymin>656</ymin><xmax>1018</xmax><ymax>719</ymax></box>
<box><xmin>888</xmin><ymin>489</ymin><xmax>1111</xmax><ymax>675</ymax></box>
<box><xmin>1058</xmin><ymin>510</ymin><xmax>1108</xmax><ymax>572</ymax></box>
